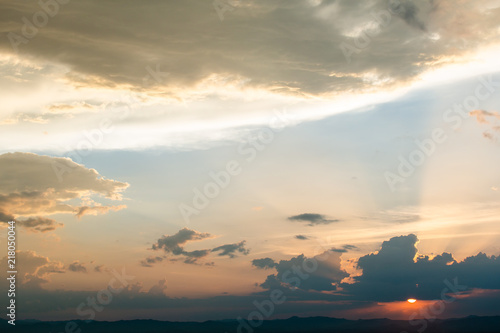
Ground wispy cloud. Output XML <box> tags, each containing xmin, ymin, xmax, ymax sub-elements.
<box><xmin>288</xmin><ymin>213</ymin><xmax>339</xmax><ymax>226</ymax></box>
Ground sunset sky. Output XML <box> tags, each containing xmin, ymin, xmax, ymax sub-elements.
<box><xmin>1</xmin><ymin>0</ymin><xmax>500</xmax><ymax>323</ymax></box>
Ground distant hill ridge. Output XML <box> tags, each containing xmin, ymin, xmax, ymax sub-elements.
<box><xmin>1</xmin><ymin>315</ymin><xmax>500</xmax><ymax>333</ymax></box>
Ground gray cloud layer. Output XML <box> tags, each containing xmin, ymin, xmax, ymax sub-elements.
<box><xmin>0</xmin><ymin>0</ymin><xmax>498</xmax><ymax>100</ymax></box>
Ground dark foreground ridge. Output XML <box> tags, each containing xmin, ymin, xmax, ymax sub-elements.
<box><xmin>2</xmin><ymin>315</ymin><xmax>500</xmax><ymax>333</ymax></box>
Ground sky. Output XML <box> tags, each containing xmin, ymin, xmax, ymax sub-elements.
<box><xmin>1</xmin><ymin>0</ymin><xmax>500</xmax><ymax>324</ymax></box>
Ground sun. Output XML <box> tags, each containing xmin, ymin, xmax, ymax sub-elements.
<box><xmin>407</xmin><ymin>299</ymin><xmax>417</xmax><ymax>304</ymax></box>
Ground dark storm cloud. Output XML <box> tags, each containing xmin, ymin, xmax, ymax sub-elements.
<box><xmin>288</xmin><ymin>213</ymin><xmax>339</xmax><ymax>226</ymax></box>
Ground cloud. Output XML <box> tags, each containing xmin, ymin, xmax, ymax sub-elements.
<box><xmin>252</xmin><ymin>258</ymin><xmax>277</xmax><ymax>269</ymax></box>
<box><xmin>148</xmin><ymin>278</ymin><xmax>168</xmax><ymax>296</ymax></box>
<box><xmin>4</xmin><ymin>235</ymin><xmax>500</xmax><ymax>321</ymax></box>
<box><xmin>45</xmin><ymin>101</ymin><xmax>98</xmax><ymax>114</ymax></box>
<box><xmin>343</xmin><ymin>234</ymin><xmax>500</xmax><ymax>302</ymax></box>
<box><xmin>67</xmin><ymin>261</ymin><xmax>87</xmax><ymax>273</ymax></box>
<box><xmin>149</xmin><ymin>228</ymin><xmax>248</xmax><ymax>264</ymax></box>
<box><xmin>0</xmin><ymin>152</ymin><xmax>129</xmax><ymax>231</ymax></box>
<box><xmin>259</xmin><ymin>250</ymin><xmax>349</xmax><ymax>292</ymax></box>
<box><xmin>470</xmin><ymin>109</ymin><xmax>500</xmax><ymax>124</ymax></box>
<box><xmin>76</xmin><ymin>205</ymin><xmax>127</xmax><ymax>219</ymax></box>
<box><xmin>2</xmin><ymin>101</ymin><xmax>100</xmax><ymax>125</ymax></box>
<box><xmin>0</xmin><ymin>210</ymin><xmax>15</xmax><ymax>223</ymax></box>
<box><xmin>331</xmin><ymin>244</ymin><xmax>359</xmax><ymax>253</ymax></box>
<box><xmin>94</xmin><ymin>265</ymin><xmax>106</xmax><ymax>273</ymax></box>
<box><xmin>470</xmin><ymin>110</ymin><xmax>500</xmax><ymax>141</ymax></box>
<box><xmin>0</xmin><ymin>153</ymin><xmax>128</xmax><ymax>199</ymax></box>
<box><xmin>0</xmin><ymin>251</ymin><xmax>65</xmax><ymax>290</ymax></box>
<box><xmin>295</xmin><ymin>235</ymin><xmax>309</xmax><ymax>240</ymax></box>
<box><xmin>288</xmin><ymin>213</ymin><xmax>339</xmax><ymax>226</ymax></box>
<box><xmin>0</xmin><ymin>0</ymin><xmax>498</xmax><ymax>102</ymax></box>
<box><xmin>152</xmin><ymin>228</ymin><xmax>212</xmax><ymax>254</ymax></box>
<box><xmin>390</xmin><ymin>0</ymin><xmax>429</xmax><ymax>32</ymax></box>
<box><xmin>16</xmin><ymin>216</ymin><xmax>63</xmax><ymax>232</ymax></box>
<box><xmin>211</xmin><ymin>241</ymin><xmax>250</xmax><ymax>258</ymax></box>
<box><xmin>182</xmin><ymin>250</ymin><xmax>211</xmax><ymax>264</ymax></box>
<box><xmin>140</xmin><ymin>256</ymin><xmax>166</xmax><ymax>268</ymax></box>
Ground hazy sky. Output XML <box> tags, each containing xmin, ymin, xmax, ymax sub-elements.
<box><xmin>1</xmin><ymin>0</ymin><xmax>500</xmax><ymax>323</ymax></box>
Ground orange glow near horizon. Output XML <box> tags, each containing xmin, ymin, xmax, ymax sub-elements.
<box><xmin>407</xmin><ymin>298</ymin><xmax>417</xmax><ymax>304</ymax></box>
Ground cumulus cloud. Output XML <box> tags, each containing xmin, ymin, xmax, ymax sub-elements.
<box><xmin>0</xmin><ymin>152</ymin><xmax>129</xmax><ymax>231</ymax></box>
<box><xmin>288</xmin><ymin>213</ymin><xmax>339</xmax><ymax>226</ymax></box>
<box><xmin>343</xmin><ymin>234</ymin><xmax>500</xmax><ymax>301</ymax></box>
<box><xmin>68</xmin><ymin>261</ymin><xmax>87</xmax><ymax>273</ymax></box>
<box><xmin>0</xmin><ymin>251</ymin><xmax>65</xmax><ymax>290</ymax></box>
<box><xmin>148</xmin><ymin>278</ymin><xmax>168</xmax><ymax>296</ymax></box>
<box><xmin>259</xmin><ymin>250</ymin><xmax>349</xmax><ymax>292</ymax></box>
